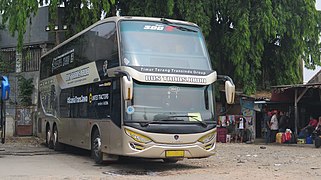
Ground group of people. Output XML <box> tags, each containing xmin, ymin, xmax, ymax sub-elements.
<box><xmin>263</xmin><ymin>108</ymin><xmax>321</xmax><ymax>144</ymax></box>
<box><xmin>263</xmin><ymin>109</ymin><xmax>290</xmax><ymax>144</ymax></box>
<box><xmin>225</xmin><ymin>116</ymin><xmax>249</xmax><ymax>143</ymax></box>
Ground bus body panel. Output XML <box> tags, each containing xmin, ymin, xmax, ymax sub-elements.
<box><xmin>100</xmin><ymin>122</ymin><xmax>122</xmax><ymax>154</ymax></box>
<box><xmin>68</xmin><ymin>118</ymin><xmax>91</xmax><ymax>148</ymax></box>
<box><xmin>37</xmin><ymin>16</ymin><xmax>234</xmax><ymax>162</ymax></box>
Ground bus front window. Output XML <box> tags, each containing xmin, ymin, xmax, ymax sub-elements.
<box><xmin>125</xmin><ymin>82</ymin><xmax>215</xmax><ymax>124</ymax></box>
<box><xmin>120</xmin><ymin>20</ymin><xmax>212</xmax><ymax>70</ymax></box>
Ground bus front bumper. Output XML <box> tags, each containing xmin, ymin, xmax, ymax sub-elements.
<box><xmin>123</xmin><ymin>140</ymin><xmax>216</xmax><ymax>159</ymax></box>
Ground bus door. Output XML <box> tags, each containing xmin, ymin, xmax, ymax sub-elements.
<box><xmin>106</xmin><ymin>78</ymin><xmax>122</xmax><ymax>153</ymax></box>
<box><xmin>1</xmin><ymin>76</ymin><xmax>10</xmax><ymax>144</ymax></box>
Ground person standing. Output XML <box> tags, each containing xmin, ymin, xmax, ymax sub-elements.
<box><xmin>278</xmin><ymin>111</ymin><xmax>287</xmax><ymax>132</ymax></box>
<box><xmin>235</xmin><ymin>116</ymin><xmax>246</xmax><ymax>143</ymax></box>
<box><xmin>270</xmin><ymin>110</ymin><xmax>279</xmax><ymax>143</ymax></box>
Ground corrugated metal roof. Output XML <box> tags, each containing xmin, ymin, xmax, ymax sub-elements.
<box><xmin>271</xmin><ymin>82</ymin><xmax>321</xmax><ymax>89</ymax></box>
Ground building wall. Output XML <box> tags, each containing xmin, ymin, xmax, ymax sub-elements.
<box><xmin>0</xmin><ymin>6</ymin><xmax>67</xmax><ymax>137</ymax></box>
<box><xmin>0</xmin><ymin>7</ymin><xmax>52</xmax><ymax>48</ymax></box>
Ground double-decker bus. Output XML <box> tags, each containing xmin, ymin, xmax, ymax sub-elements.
<box><xmin>0</xmin><ymin>75</ymin><xmax>10</xmax><ymax>144</ymax></box>
<box><xmin>38</xmin><ymin>16</ymin><xmax>235</xmax><ymax>163</ymax></box>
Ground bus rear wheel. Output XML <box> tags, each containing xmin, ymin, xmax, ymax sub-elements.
<box><xmin>46</xmin><ymin>126</ymin><xmax>53</xmax><ymax>149</ymax></box>
<box><xmin>53</xmin><ymin>125</ymin><xmax>64</xmax><ymax>151</ymax></box>
<box><xmin>91</xmin><ymin>129</ymin><xmax>103</xmax><ymax>164</ymax></box>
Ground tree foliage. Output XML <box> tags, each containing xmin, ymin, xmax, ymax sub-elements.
<box><xmin>1</xmin><ymin>0</ymin><xmax>321</xmax><ymax>94</ymax></box>
<box><xmin>0</xmin><ymin>0</ymin><xmax>38</xmax><ymax>52</ymax></box>
<box><xmin>17</xmin><ymin>76</ymin><xmax>34</xmax><ymax>106</ymax></box>
<box><xmin>122</xmin><ymin>0</ymin><xmax>321</xmax><ymax>94</ymax></box>
<box><xmin>0</xmin><ymin>0</ymin><xmax>116</xmax><ymax>52</ymax></box>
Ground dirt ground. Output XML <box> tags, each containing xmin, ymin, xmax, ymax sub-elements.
<box><xmin>197</xmin><ymin>142</ymin><xmax>321</xmax><ymax>180</ymax></box>
<box><xmin>1</xmin><ymin>137</ymin><xmax>321</xmax><ymax>180</ymax></box>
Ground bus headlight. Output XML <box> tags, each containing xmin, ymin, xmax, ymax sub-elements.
<box><xmin>198</xmin><ymin>131</ymin><xmax>216</xmax><ymax>144</ymax></box>
<box><xmin>125</xmin><ymin>129</ymin><xmax>152</xmax><ymax>144</ymax></box>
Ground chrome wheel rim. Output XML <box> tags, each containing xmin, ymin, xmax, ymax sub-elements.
<box><xmin>53</xmin><ymin>130</ymin><xmax>58</xmax><ymax>146</ymax></box>
<box><xmin>93</xmin><ymin>136</ymin><xmax>101</xmax><ymax>157</ymax></box>
<box><xmin>46</xmin><ymin>129</ymin><xmax>51</xmax><ymax>144</ymax></box>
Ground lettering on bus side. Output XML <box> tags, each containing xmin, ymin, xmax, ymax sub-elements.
<box><xmin>59</xmin><ymin>81</ymin><xmax>112</xmax><ymax>119</ymax></box>
<box><xmin>65</xmin><ymin>67</ymin><xmax>90</xmax><ymax>81</ymax></box>
<box><xmin>67</xmin><ymin>95</ymin><xmax>88</xmax><ymax>104</ymax></box>
<box><xmin>52</xmin><ymin>49</ymin><xmax>75</xmax><ymax>73</ymax></box>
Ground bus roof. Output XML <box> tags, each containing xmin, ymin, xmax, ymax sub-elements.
<box><xmin>41</xmin><ymin>16</ymin><xmax>199</xmax><ymax>59</ymax></box>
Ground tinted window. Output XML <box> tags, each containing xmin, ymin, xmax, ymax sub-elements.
<box><xmin>59</xmin><ymin>81</ymin><xmax>112</xmax><ymax>119</ymax></box>
<box><xmin>120</xmin><ymin>20</ymin><xmax>211</xmax><ymax>70</ymax></box>
<box><xmin>92</xmin><ymin>23</ymin><xmax>119</xmax><ymax>68</ymax></box>
<box><xmin>40</xmin><ymin>22</ymin><xmax>119</xmax><ymax>80</ymax></box>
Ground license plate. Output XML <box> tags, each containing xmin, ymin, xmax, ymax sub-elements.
<box><xmin>165</xmin><ymin>150</ymin><xmax>185</xmax><ymax>157</ymax></box>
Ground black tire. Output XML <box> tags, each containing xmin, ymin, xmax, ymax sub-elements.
<box><xmin>91</xmin><ymin>129</ymin><xmax>103</xmax><ymax>164</ymax></box>
<box><xmin>315</xmin><ymin>136</ymin><xmax>321</xmax><ymax>148</ymax></box>
<box><xmin>163</xmin><ymin>158</ymin><xmax>179</xmax><ymax>163</ymax></box>
<box><xmin>46</xmin><ymin>125</ymin><xmax>53</xmax><ymax>149</ymax></box>
<box><xmin>53</xmin><ymin>125</ymin><xmax>64</xmax><ymax>151</ymax></box>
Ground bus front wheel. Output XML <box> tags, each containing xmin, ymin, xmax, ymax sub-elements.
<box><xmin>91</xmin><ymin>129</ymin><xmax>103</xmax><ymax>164</ymax></box>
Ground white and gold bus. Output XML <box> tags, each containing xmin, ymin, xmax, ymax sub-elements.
<box><xmin>38</xmin><ymin>16</ymin><xmax>235</xmax><ymax>164</ymax></box>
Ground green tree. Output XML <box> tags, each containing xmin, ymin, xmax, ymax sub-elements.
<box><xmin>0</xmin><ymin>0</ymin><xmax>116</xmax><ymax>52</ymax></box>
<box><xmin>171</xmin><ymin>0</ymin><xmax>321</xmax><ymax>94</ymax></box>
<box><xmin>1</xmin><ymin>0</ymin><xmax>321</xmax><ymax>95</ymax></box>
<box><xmin>43</xmin><ymin>0</ymin><xmax>116</xmax><ymax>36</ymax></box>
<box><xmin>0</xmin><ymin>0</ymin><xmax>38</xmax><ymax>53</ymax></box>
<box><xmin>17</xmin><ymin>76</ymin><xmax>34</xmax><ymax>106</ymax></box>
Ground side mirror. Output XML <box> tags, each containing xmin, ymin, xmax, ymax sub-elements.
<box><xmin>122</xmin><ymin>76</ymin><xmax>133</xmax><ymax>100</ymax></box>
<box><xmin>114</xmin><ymin>70</ymin><xmax>133</xmax><ymax>100</ymax></box>
<box><xmin>225</xmin><ymin>80</ymin><xmax>235</xmax><ymax>104</ymax></box>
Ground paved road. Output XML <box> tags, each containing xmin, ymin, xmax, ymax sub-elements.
<box><xmin>1</xmin><ymin>137</ymin><xmax>321</xmax><ymax>180</ymax></box>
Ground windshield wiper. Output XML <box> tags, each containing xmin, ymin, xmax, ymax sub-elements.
<box><xmin>154</xmin><ymin>114</ymin><xmax>208</xmax><ymax>127</ymax></box>
<box><xmin>160</xmin><ymin>18</ymin><xmax>197</xmax><ymax>33</ymax></box>
<box><xmin>128</xmin><ymin>120</ymin><xmax>184</xmax><ymax>127</ymax></box>
<box><xmin>125</xmin><ymin>120</ymin><xmax>159</xmax><ymax>127</ymax></box>
<box><xmin>170</xmin><ymin>115</ymin><xmax>208</xmax><ymax>128</ymax></box>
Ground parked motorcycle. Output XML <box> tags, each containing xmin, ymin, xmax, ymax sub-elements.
<box><xmin>312</xmin><ymin>127</ymin><xmax>321</xmax><ymax>148</ymax></box>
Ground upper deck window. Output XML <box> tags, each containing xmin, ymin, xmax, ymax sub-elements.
<box><xmin>119</xmin><ymin>20</ymin><xmax>211</xmax><ymax>70</ymax></box>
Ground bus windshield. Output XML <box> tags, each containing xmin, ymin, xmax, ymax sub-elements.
<box><xmin>120</xmin><ymin>20</ymin><xmax>212</xmax><ymax>70</ymax></box>
<box><xmin>125</xmin><ymin>82</ymin><xmax>215</xmax><ymax>124</ymax></box>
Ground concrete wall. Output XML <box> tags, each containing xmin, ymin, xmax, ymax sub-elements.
<box><xmin>4</xmin><ymin>71</ymin><xmax>39</xmax><ymax>137</ymax></box>
<box><xmin>5</xmin><ymin>115</ymin><xmax>15</xmax><ymax>137</ymax></box>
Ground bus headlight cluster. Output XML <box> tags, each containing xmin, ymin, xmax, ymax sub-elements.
<box><xmin>125</xmin><ymin>129</ymin><xmax>152</xmax><ymax>144</ymax></box>
<box><xmin>198</xmin><ymin>131</ymin><xmax>216</xmax><ymax>144</ymax></box>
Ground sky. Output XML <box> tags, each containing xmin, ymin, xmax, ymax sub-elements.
<box><xmin>317</xmin><ymin>0</ymin><xmax>321</xmax><ymax>10</ymax></box>
<box><xmin>303</xmin><ymin>0</ymin><xmax>321</xmax><ymax>83</ymax></box>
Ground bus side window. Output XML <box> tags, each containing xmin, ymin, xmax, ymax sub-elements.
<box><xmin>59</xmin><ymin>89</ymin><xmax>72</xmax><ymax>118</ymax></box>
<box><xmin>111</xmin><ymin>79</ymin><xmax>121</xmax><ymax>127</ymax></box>
<box><xmin>93</xmin><ymin>22</ymin><xmax>119</xmax><ymax>68</ymax></box>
